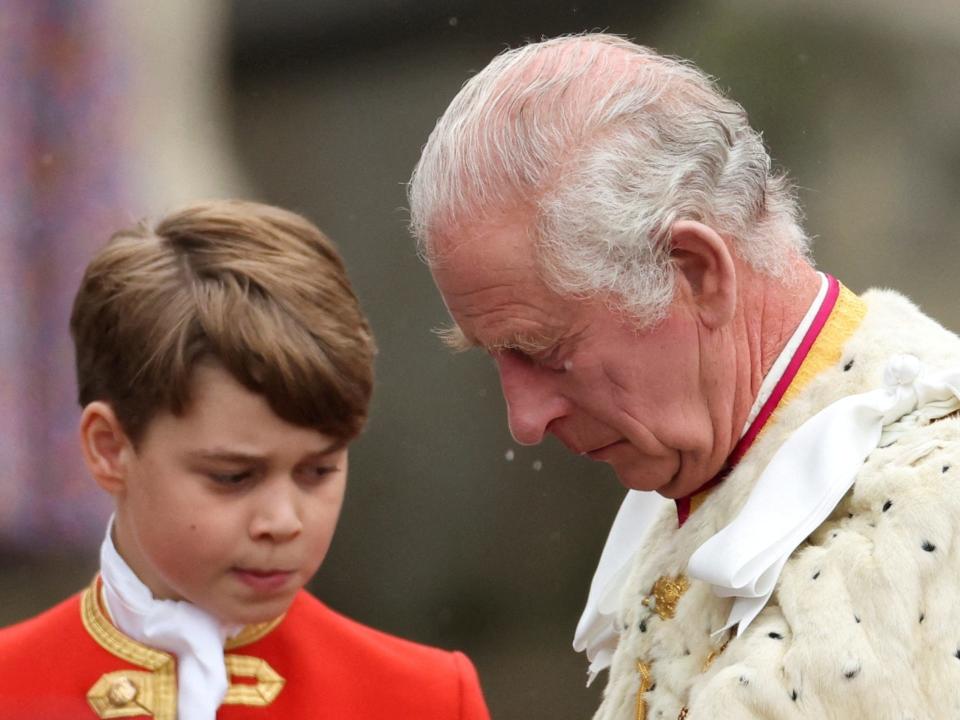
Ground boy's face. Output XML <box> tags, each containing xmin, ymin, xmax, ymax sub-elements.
<box><xmin>111</xmin><ymin>363</ymin><xmax>347</xmax><ymax>626</ymax></box>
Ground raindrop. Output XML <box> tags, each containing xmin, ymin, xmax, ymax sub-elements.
<box><xmin>505</xmin><ymin>449</ymin><xmax>515</xmax><ymax>462</ymax></box>
<box><xmin>532</xmin><ymin>460</ymin><xmax>543</xmax><ymax>471</ymax></box>
<box><xmin>448</xmin><ymin>16</ymin><xmax>458</xmax><ymax>26</ymax></box>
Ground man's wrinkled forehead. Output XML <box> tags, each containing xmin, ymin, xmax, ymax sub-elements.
<box><xmin>425</xmin><ymin>210</ymin><xmax>535</xmax><ymax>270</ymax></box>
<box><xmin>429</xmin><ymin>224</ymin><xmax>536</xmax><ymax>310</ymax></box>
<box><xmin>427</xmin><ymin>217</ymin><xmax>568</xmax><ymax>350</ymax></box>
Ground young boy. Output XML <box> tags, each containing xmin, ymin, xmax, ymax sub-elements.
<box><xmin>0</xmin><ymin>200</ymin><xmax>491</xmax><ymax>720</ymax></box>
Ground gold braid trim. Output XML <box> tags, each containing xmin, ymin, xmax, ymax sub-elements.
<box><xmin>635</xmin><ymin>660</ymin><xmax>653</xmax><ymax>720</ymax></box>
<box><xmin>226</xmin><ymin>614</ymin><xmax>285</xmax><ymax>649</ymax></box>
<box><xmin>80</xmin><ymin>577</ymin><xmax>288</xmax><ymax>715</ymax></box>
<box><xmin>223</xmin><ymin>654</ymin><xmax>286</xmax><ymax>706</ymax></box>
<box><xmin>81</xmin><ymin>579</ymin><xmax>176</xmax><ymax>719</ymax></box>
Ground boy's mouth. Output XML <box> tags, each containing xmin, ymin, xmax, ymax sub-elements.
<box><xmin>231</xmin><ymin>567</ymin><xmax>295</xmax><ymax>593</ymax></box>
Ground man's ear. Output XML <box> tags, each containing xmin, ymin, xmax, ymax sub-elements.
<box><xmin>669</xmin><ymin>220</ymin><xmax>737</xmax><ymax>329</ymax></box>
<box><xmin>79</xmin><ymin>402</ymin><xmax>134</xmax><ymax>497</ymax></box>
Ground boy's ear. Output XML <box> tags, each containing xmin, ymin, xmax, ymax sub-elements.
<box><xmin>669</xmin><ymin>219</ymin><xmax>737</xmax><ymax>329</ymax></box>
<box><xmin>79</xmin><ymin>402</ymin><xmax>134</xmax><ymax>496</ymax></box>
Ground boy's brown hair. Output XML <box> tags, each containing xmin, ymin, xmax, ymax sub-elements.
<box><xmin>70</xmin><ymin>199</ymin><xmax>375</xmax><ymax>445</ymax></box>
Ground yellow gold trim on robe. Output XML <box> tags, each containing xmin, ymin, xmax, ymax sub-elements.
<box><xmin>81</xmin><ymin>580</ymin><xmax>176</xmax><ymax>720</ymax></box>
<box><xmin>688</xmin><ymin>492</ymin><xmax>710</xmax><ymax>518</ymax></box>
<box><xmin>223</xmin><ymin>654</ymin><xmax>286</xmax><ymax>707</ymax></box>
<box><xmin>701</xmin><ymin>632</ymin><xmax>732</xmax><ymax>672</ymax></box>
<box><xmin>781</xmin><ymin>284</ymin><xmax>867</xmax><ymax>406</ymax></box>
<box><xmin>634</xmin><ymin>660</ymin><xmax>653</xmax><ymax>720</ymax></box>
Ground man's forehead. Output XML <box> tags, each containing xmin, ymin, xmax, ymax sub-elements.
<box><xmin>434</xmin><ymin>274</ymin><xmax>577</xmax><ymax>356</ymax></box>
<box><xmin>429</xmin><ymin>220</ymin><xmax>540</xmax><ymax>298</ymax></box>
<box><xmin>430</xmin><ymin>216</ymin><xmax>535</xmax><ymax>266</ymax></box>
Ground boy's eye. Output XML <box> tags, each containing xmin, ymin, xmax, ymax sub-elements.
<box><xmin>302</xmin><ymin>465</ymin><xmax>339</xmax><ymax>484</ymax></box>
<box><xmin>209</xmin><ymin>470</ymin><xmax>253</xmax><ymax>485</ymax></box>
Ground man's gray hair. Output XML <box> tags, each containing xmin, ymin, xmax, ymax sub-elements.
<box><xmin>408</xmin><ymin>34</ymin><xmax>810</xmax><ymax>324</ymax></box>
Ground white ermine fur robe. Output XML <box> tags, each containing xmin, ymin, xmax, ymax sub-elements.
<box><xmin>595</xmin><ymin>289</ymin><xmax>960</xmax><ymax>720</ymax></box>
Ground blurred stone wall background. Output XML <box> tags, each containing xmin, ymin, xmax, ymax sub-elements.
<box><xmin>2</xmin><ymin>1</ymin><xmax>959</xmax><ymax>717</ymax></box>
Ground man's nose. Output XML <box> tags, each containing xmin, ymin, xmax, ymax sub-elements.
<box><xmin>495</xmin><ymin>352</ymin><xmax>568</xmax><ymax>445</ymax></box>
<box><xmin>250</xmin><ymin>480</ymin><xmax>303</xmax><ymax>543</ymax></box>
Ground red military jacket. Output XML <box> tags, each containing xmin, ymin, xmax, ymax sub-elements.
<box><xmin>0</xmin><ymin>578</ymin><xmax>491</xmax><ymax>720</ymax></box>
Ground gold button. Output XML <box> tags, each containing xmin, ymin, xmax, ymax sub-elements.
<box><xmin>106</xmin><ymin>676</ymin><xmax>138</xmax><ymax>707</ymax></box>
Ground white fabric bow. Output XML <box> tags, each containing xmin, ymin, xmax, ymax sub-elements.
<box><xmin>100</xmin><ymin>519</ymin><xmax>241</xmax><ymax>720</ymax></box>
<box><xmin>688</xmin><ymin>354</ymin><xmax>960</xmax><ymax>635</ymax></box>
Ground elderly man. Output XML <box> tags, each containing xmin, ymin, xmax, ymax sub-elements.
<box><xmin>409</xmin><ymin>34</ymin><xmax>960</xmax><ymax>720</ymax></box>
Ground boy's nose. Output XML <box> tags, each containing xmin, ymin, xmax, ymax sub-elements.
<box><xmin>250</xmin><ymin>482</ymin><xmax>303</xmax><ymax>542</ymax></box>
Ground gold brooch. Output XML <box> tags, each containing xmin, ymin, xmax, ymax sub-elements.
<box><xmin>640</xmin><ymin>575</ymin><xmax>690</xmax><ymax>620</ymax></box>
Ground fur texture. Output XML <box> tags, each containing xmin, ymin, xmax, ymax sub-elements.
<box><xmin>595</xmin><ymin>289</ymin><xmax>960</xmax><ymax>720</ymax></box>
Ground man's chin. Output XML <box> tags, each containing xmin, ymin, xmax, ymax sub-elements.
<box><xmin>638</xmin><ymin>460</ymin><xmax>718</xmax><ymax>499</ymax></box>
<box><xmin>611</xmin><ymin>466</ymin><xmax>676</xmax><ymax>495</ymax></box>
<box><xmin>605</xmin><ymin>453</ymin><xmax>684</xmax><ymax>495</ymax></box>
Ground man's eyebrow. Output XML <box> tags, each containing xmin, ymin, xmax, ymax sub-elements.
<box><xmin>492</xmin><ymin>332</ymin><xmax>557</xmax><ymax>355</ymax></box>
<box><xmin>434</xmin><ymin>323</ymin><xmax>557</xmax><ymax>356</ymax></box>
<box><xmin>435</xmin><ymin>323</ymin><xmax>474</xmax><ymax>353</ymax></box>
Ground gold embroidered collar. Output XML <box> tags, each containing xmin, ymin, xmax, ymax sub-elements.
<box><xmin>80</xmin><ymin>577</ymin><xmax>286</xmax><ymax>718</ymax></box>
